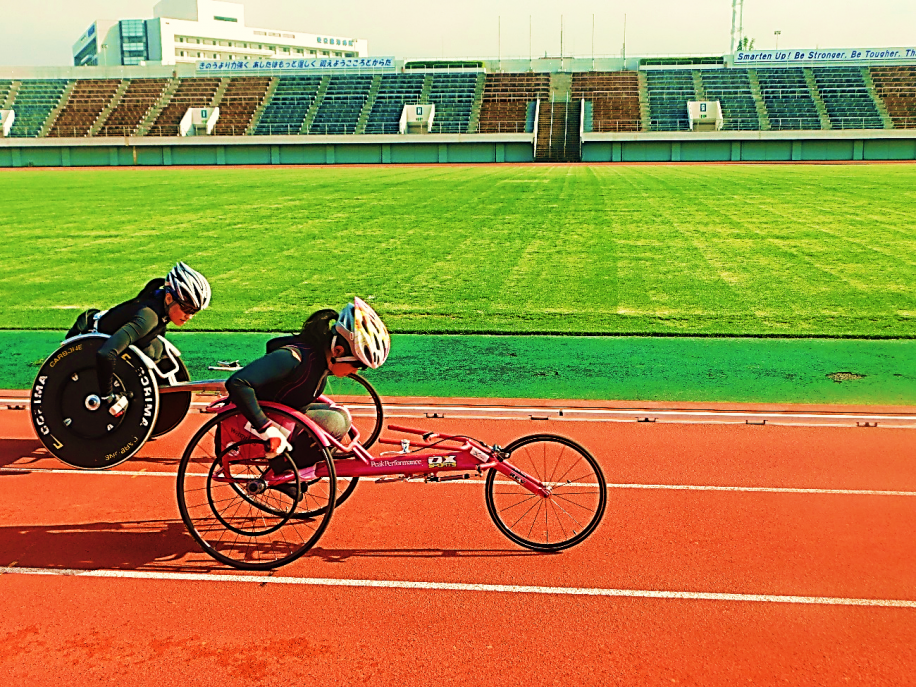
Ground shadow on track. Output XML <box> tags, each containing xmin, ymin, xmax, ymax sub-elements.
<box><xmin>308</xmin><ymin>547</ymin><xmax>548</xmax><ymax>563</ymax></box>
<box><xmin>0</xmin><ymin>519</ymin><xmax>226</xmax><ymax>573</ymax></box>
<box><xmin>0</xmin><ymin>439</ymin><xmax>47</xmax><ymax>469</ymax></box>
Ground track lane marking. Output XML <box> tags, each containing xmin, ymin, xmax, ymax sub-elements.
<box><xmin>2</xmin><ymin>566</ymin><xmax>915</xmax><ymax>608</ymax></box>
<box><xmin>2</xmin><ymin>467</ymin><xmax>915</xmax><ymax>496</ymax></box>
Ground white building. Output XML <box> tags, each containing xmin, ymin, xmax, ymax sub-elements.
<box><xmin>73</xmin><ymin>0</ymin><xmax>368</xmax><ymax>67</ymax></box>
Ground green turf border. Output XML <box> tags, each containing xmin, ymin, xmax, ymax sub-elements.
<box><xmin>4</xmin><ymin>331</ymin><xmax>915</xmax><ymax>405</ymax></box>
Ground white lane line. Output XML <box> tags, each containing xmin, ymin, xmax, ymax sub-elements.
<box><xmin>2</xmin><ymin>466</ymin><xmax>915</xmax><ymax>497</ymax></box>
<box><xmin>5</xmin><ymin>397</ymin><xmax>916</xmax><ymax>426</ymax></box>
<box><xmin>2</xmin><ymin>566</ymin><xmax>914</xmax><ymax>608</ymax></box>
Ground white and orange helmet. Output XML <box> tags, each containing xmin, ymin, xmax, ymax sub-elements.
<box><xmin>333</xmin><ymin>297</ymin><xmax>390</xmax><ymax>369</ymax></box>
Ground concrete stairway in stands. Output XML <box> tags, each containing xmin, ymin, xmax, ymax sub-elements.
<box><xmin>136</xmin><ymin>78</ymin><xmax>179</xmax><ymax>136</ymax></box>
<box><xmin>89</xmin><ymin>80</ymin><xmax>130</xmax><ymax>136</ymax></box>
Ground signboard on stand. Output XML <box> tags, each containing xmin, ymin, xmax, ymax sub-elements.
<box><xmin>736</xmin><ymin>47</ymin><xmax>916</xmax><ymax>67</ymax></box>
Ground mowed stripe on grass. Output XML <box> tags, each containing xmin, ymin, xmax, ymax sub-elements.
<box><xmin>0</xmin><ymin>164</ymin><xmax>913</xmax><ymax>337</ymax></box>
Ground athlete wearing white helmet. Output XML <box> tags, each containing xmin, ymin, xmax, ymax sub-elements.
<box><xmin>226</xmin><ymin>298</ymin><xmax>391</xmax><ymax>500</ymax></box>
<box><xmin>64</xmin><ymin>261</ymin><xmax>211</xmax><ymax>415</ymax></box>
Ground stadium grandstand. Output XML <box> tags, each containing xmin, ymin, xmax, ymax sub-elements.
<box><xmin>4</xmin><ymin>44</ymin><xmax>916</xmax><ymax>165</ymax></box>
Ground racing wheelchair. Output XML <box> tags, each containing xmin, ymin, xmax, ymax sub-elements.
<box><xmin>29</xmin><ymin>333</ymin><xmax>383</xmax><ymax>471</ymax></box>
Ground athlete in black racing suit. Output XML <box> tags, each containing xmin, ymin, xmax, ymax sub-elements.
<box><xmin>226</xmin><ymin>298</ymin><xmax>391</xmax><ymax>497</ymax></box>
<box><xmin>65</xmin><ymin>262</ymin><xmax>211</xmax><ymax>410</ymax></box>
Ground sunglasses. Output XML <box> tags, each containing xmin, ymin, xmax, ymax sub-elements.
<box><xmin>171</xmin><ymin>299</ymin><xmax>199</xmax><ymax>316</ymax></box>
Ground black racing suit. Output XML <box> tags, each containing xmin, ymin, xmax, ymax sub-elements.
<box><xmin>66</xmin><ymin>291</ymin><xmax>171</xmax><ymax>397</ymax></box>
<box><xmin>226</xmin><ymin>340</ymin><xmax>350</xmax><ymax>469</ymax></box>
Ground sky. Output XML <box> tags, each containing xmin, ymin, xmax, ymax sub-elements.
<box><xmin>1</xmin><ymin>0</ymin><xmax>914</xmax><ymax>66</ymax></box>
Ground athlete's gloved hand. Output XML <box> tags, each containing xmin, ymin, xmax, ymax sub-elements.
<box><xmin>255</xmin><ymin>423</ymin><xmax>293</xmax><ymax>458</ymax></box>
<box><xmin>101</xmin><ymin>393</ymin><xmax>128</xmax><ymax>417</ymax></box>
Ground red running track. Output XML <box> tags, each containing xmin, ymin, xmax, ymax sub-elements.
<box><xmin>1</xmin><ymin>404</ymin><xmax>915</xmax><ymax>686</ymax></box>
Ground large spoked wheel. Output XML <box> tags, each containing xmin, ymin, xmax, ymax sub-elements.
<box><xmin>322</xmin><ymin>372</ymin><xmax>384</xmax><ymax>510</ymax></box>
<box><xmin>177</xmin><ymin>407</ymin><xmax>336</xmax><ymax>570</ymax></box>
<box><xmin>485</xmin><ymin>434</ymin><xmax>606</xmax><ymax>552</ymax></box>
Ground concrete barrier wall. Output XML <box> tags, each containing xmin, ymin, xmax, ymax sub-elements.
<box><xmin>581</xmin><ymin>130</ymin><xmax>916</xmax><ymax>163</ymax></box>
<box><xmin>0</xmin><ymin>134</ymin><xmax>536</xmax><ymax>167</ymax></box>
<box><xmin>2</xmin><ymin>130</ymin><xmax>916</xmax><ymax>167</ymax></box>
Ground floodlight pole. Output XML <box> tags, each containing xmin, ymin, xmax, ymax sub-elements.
<box><xmin>623</xmin><ymin>14</ymin><xmax>627</xmax><ymax>63</ymax></box>
<box><xmin>592</xmin><ymin>14</ymin><xmax>595</xmax><ymax>69</ymax></box>
<box><xmin>498</xmin><ymin>16</ymin><xmax>501</xmax><ymax>72</ymax></box>
<box><xmin>730</xmin><ymin>0</ymin><xmax>737</xmax><ymax>55</ymax></box>
<box><xmin>738</xmin><ymin>0</ymin><xmax>745</xmax><ymax>50</ymax></box>
<box><xmin>560</xmin><ymin>15</ymin><xmax>564</xmax><ymax>71</ymax></box>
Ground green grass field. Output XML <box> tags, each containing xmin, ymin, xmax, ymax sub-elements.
<box><xmin>0</xmin><ymin>164</ymin><xmax>913</xmax><ymax>337</ymax></box>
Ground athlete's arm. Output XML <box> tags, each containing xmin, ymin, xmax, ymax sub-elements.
<box><xmin>226</xmin><ymin>349</ymin><xmax>302</xmax><ymax>431</ymax></box>
<box><xmin>96</xmin><ymin>306</ymin><xmax>160</xmax><ymax>396</ymax></box>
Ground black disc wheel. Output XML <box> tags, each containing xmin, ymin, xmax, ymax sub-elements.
<box><xmin>30</xmin><ymin>335</ymin><xmax>159</xmax><ymax>470</ymax></box>
<box><xmin>151</xmin><ymin>356</ymin><xmax>191</xmax><ymax>439</ymax></box>
<box><xmin>177</xmin><ymin>407</ymin><xmax>336</xmax><ymax>570</ymax></box>
<box><xmin>321</xmin><ymin>373</ymin><xmax>384</xmax><ymax>510</ymax></box>
<box><xmin>485</xmin><ymin>434</ymin><xmax>606</xmax><ymax>552</ymax></box>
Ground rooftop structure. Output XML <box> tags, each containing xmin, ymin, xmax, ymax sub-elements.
<box><xmin>72</xmin><ymin>0</ymin><xmax>368</xmax><ymax>68</ymax></box>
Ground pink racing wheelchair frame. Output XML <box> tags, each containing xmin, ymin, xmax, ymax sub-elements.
<box><xmin>205</xmin><ymin>398</ymin><xmax>549</xmax><ymax>496</ymax></box>
<box><xmin>187</xmin><ymin>396</ymin><xmax>606</xmax><ymax>566</ymax></box>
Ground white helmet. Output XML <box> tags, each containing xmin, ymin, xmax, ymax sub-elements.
<box><xmin>334</xmin><ymin>297</ymin><xmax>390</xmax><ymax>369</ymax></box>
<box><xmin>166</xmin><ymin>261</ymin><xmax>211</xmax><ymax>312</ymax></box>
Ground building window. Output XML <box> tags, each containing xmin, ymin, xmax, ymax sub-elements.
<box><xmin>281</xmin><ymin>47</ymin><xmax>290</xmax><ymax>54</ymax></box>
<box><xmin>74</xmin><ymin>38</ymin><xmax>99</xmax><ymax>66</ymax></box>
<box><xmin>214</xmin><ymin>16</ymin><xmax>238</xmax><ymax>22</ymax></box>
<box><xmin>119</xmin><ymin>19</ymin><xmax>149</xmax><ymax>66</ymax></box>
<box><xmin>295</xmin><ymin>48</ymin><xmax>304</xmax><ymax>55</ymax></box>
<box><xmin>197</xmin><ymin>52</ymin><xmax>202</xmax><ymax>57</ymax></box>
<box><xmin>179</xmin><ymin>50</ymin><xmax>186</xmax><ymax>56</ymax></box>
<box><xmin>177</xmin><ymin>36</ymin><xmax>184</xmax><ymax>43</ymax></box>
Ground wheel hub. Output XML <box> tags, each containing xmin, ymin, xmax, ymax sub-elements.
<box><xmin>246</xmin><ymin>480</ymin><xmax>267</xmax><ymax>495</ymax></box>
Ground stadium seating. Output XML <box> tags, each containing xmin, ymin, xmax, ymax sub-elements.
<box><xmin>364</xmin><ymin>73</ymin><xmax>425</xmax><ymax>134</ymax></box>
<box><xmin>755</xmin><ymin>68</ymin><xmax>821</xmax><ymax>130</ymax></box>
<box><xmin>479</xmin><ymin>73</ymin><xmax>548</xmax><ymax>134</ymax></box>
<box><xmin>148</xmin><ymin>78</ymin><xmax>222</xmax><ymax>136</ymax></box>
<box><xmin>571</xmin><ymin>71</ymin><xmax>640</xmax><ymax>132</ymax></box>
<box><xmin>645</xmin><ymin>70</ymin><xmax>696</xmax><ymax>131</ymax></box>
<box><xmin>308</xmin><ymin>75</ymin><xmax>374</xmax><ymax>135</ymax></box>
<box><xmin>697</xmin><ymin>69</ymin><xmax>760</xmax><ymax>130</ymax></box>
<box><xmin>7</xmin><ymin>80</ymin><xmax>71</xmax><ymax>137</ymax></box>
<box><xmin>253</xmin><ymin>75</ymin><xmax>323</xmax><ymax>135</ymax></box>
<box><xmin>47</xmin><ymin>79</ymin><xmax>122</xmax><ymax>138</ymax></box>
<box><xmin>213</xmin><ymin>77</ymin><xmax>272</xmax><ymax>136</ymax></box>
<box><xmin>428</xmin><ymin>72</ymin><xmax>481</xmax><ymax>133</ymax></box>
<box><xmin>96</xmin><ymin>79</ymin><xmax>170</xmax><ymax>137</ymax></box>
<box><xmin>0</xmin><ymin>80</ymin><xmax>12</xmax><ymax>107</ymax></box>
<box><xmin>870</xmin><ymin>66</ymin><xmax>916</xmax><ymax>129</ymax></box>
<box><xmin>811</xmin><ymin>67</ymin><xmax>884</xmax><ymax>129</ymax></box>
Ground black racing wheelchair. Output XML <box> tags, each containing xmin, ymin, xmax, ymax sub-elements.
<box><xmin>29</xmin><ymin>333</ymin><xmax>384</xmax><ymax>470</ymax></box>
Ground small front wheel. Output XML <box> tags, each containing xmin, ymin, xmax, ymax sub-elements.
<box><xmin>485</xmin><ymin>434</ymin><xmax>606</xmax><ymax>552</ymax></box>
